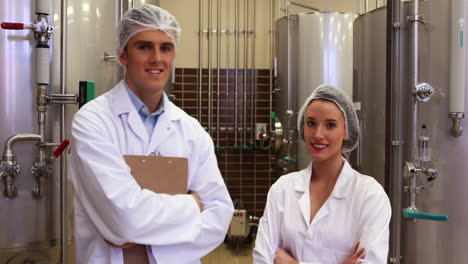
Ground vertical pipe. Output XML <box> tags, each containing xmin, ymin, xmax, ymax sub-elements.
<box><xmin>216</xmin><ymin>0</ymin><xmax>221</xmax><ymax>146</ymax></box>
<box><xmin>60</xmin><ymin>0</ymin><xmax>68</xmax><ymax>261</ymax></box>
<box><xmin>235</xmin><ymin>0</ymin><xmax>239</xmax><ymax>146</ymax></box>
<box><xmin>388</xmin><ymin>0</ymin><xmax>402</xmax><ymax>261</ymax></box>
<box><xmin>285</xmin><ymin>0</ymin><xmax>294</xmax><ymax>160</ymax></box>
<box><xmin>226</xmin><ymin>0</ymin><xmax>231</xmax><ymax>147</ymax></box>
<box><xmin>270</xmin><ymin>0</ymin><xmax>274</xmax><ymax>139</ymax></box>
<box><xmin>409</xmin><ymin>0</ymin><xmax>420</xmax><ymax>211</ymax></box>
<box><xmin>450</xmin><ymin>0</ymin><xmax>465</xmax><ymax>137</ymax></box>
<box><xmin>208</xmin><ymin>0</ymin><xmax>213</xmax><ymax>134</ymax></box>
<box><xmin>198</xmin><ymin>0</ymin><xmax>204</xmax><ymax>122</ymax></box>
<box><xmin>36</xmin><ymin>0</ymin><xmax>49</xmax><ymax>14</ymax></box>
<box><xmin>251</xmin><ymin>0</ymin><xmax>256</xmax><ymax>145</ymax></box>
<box><xmin>244</xmin><ymin>0</ymin><xmax>248</xmax><ymax>147</ymax></box>
<box><xmin>217</xmin><ymin>0</ymin><xmax>221</xmax><ymax>146</ymax></box>
<box><xmin>365</xmin><ymin>0</ymin><xmax>369</xmax><ymax>13</ymax></box>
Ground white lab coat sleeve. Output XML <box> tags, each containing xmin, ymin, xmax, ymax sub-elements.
<box><xmin>253</xmin><ymin>181</ymin><xmax>283</xmax><ymax>264</ymax></box>
<box><xmin>69</xmin><ymin>109</ymin><xmax>202</xmax><ymax>246</ymax></box>
<box><xmin>150</xmin><ymin>131</ymin><xmax>234</xmax><ymax>263</ymax></box>
<box><xmin>356</xmin><ymin>181</ymin><xmax>392</xmax><ymax>264</ymax></box>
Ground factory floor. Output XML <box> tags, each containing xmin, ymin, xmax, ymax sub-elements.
<box><xmin>202</xmin><ymin>241</ymin><xmax>254</xmax><ymax>264</ymax></box>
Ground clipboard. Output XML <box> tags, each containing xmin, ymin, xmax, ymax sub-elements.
<box><xmin>121</xmin><ymin>154</ymin><xmax>189</xmax><ymax>264</ymax></box>
<box><xmin>123</xmin><ymin>155</ymin><xmax>188</xmax><ymax>195</ymax></box>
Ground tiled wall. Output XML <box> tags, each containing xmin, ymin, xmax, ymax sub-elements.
<box><xmin>173</xmin><ymin>68</ymin><xmax>280</xmax><ymax>217</ymax></box>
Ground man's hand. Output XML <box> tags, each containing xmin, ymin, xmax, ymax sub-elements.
<box><xmin>190</xmin><ymin>193</ymin><xmax>203</xmax><ymax>212</ymax></box>
<box><xmin>341</xmin><ymin>242</ymin><xmax>365</xmax><ymax>264</ymax></box>
<box><xmin>105</xmin><ymin>240</ymin><xmax>137</xmax><ymax>248</ymax></box>
<box><xmin>274</xmin><ymin>249</ymin><xmax>298</xmax><ymax>264</ymax></box>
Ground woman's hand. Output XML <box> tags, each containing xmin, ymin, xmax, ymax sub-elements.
<box><xmin>274</xmin><ymin>249</ymin><xmax>298</xmax><ymax>264</ymax></box>
<box><xmin>341</xmin><ymin>242</ymin><xmax>365</xmax><ymax>264</ymax></box>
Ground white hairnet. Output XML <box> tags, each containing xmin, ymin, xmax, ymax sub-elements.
<box><xmin>117</xmin><ymin>4</ymin><xmax>181</xmax><ymax>56</ymax></box>
<box><xmin>297</xmin><ymin>84</ymin><xmax>359</xmax><ymax>153</ymax></box>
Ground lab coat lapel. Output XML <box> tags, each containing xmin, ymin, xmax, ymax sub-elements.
<box><xmin>127</xmin><ymin>111</ymin><xmax>149</xmax><ymax>143</ymax></box>
<box><xmin>313</xmin><ymin>159</ymin><xmax>352</xmax><ymax>225</ymax></box>
<box><xmin>295</xmin><ymin>164</ymin><xmax>312</xmax><ymax>226</ymax></box>
<box><xmin>109</xmin><ymin>81</ymin><xmax>148</xmax><ymax>144</ymax></box>
<box><xmin>147</xmin><ymin>95</ymin><xmax>179</xmax><ymax>153</ymax></box>
<box><xmin>148</xmin><ymin>113</ymin><xmax>175</xmax><ymax>153</ymax></box>
<box><xmin>311</xmin><ymin>199</ymin><xmax>330</xmax><ymax>225</ymax></box>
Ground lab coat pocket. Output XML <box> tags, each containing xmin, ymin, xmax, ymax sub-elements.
<box><xmin>304</xmin><ymin>246</ymin><xmax>349</xmax><ymax>264</ymax></box>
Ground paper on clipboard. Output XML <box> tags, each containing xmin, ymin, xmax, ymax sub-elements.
<box><xmin>120</xmin><ymin>155</ymin><xmax>189</xmax><ymax>264</ymax></box>
<box><xmin>123</xmin><ymin>155</ymin><xmax>188</xmax><ymax>194</ymax></box>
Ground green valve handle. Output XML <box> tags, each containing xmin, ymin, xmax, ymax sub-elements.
<box><xmin>282</xmin><ymin>157</ymin><xmax>297</xmax><ymax>162</ymax></box>
<box><xmin>215</xmin><ymin>146</ymin><xmax>225</xmax><ymax>150</ymax></box>
<box><xmin>271</xmin><ymin>111</ymin><xmax>276</xmax><ymax>119</ymax></box>
<box><xmin>403</xmin><ymin>209</ymin><xmax>448</xmax><ymax>221</ymax></box>
<box><xmin>79</xmin><ymin>81</ymin><xmax>96</xmax><ymax>108</ymax></box>
<box><xmin>232</xmin><ymin>146</ymin><xmax>242</xmax><ymax>150</ymax></box>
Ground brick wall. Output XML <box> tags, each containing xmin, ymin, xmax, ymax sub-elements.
<box><xmin>173</xmin><ymin>68</ymin><xmax>281</xmax><ymax>217</ymax></box>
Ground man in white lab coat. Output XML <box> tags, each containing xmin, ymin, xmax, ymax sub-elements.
<box><xmin>69</xmin><ymin>4</ymin><xmax>234</xmax><ymax>264</ymax></box>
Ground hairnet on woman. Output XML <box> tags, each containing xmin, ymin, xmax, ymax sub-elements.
<box><xmin>253</xmin><ymin>84</ymin><xmax>391</xmax><ymax>264</ymax></box>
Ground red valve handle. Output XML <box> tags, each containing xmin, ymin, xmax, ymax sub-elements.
<box><xmin>53</xmin><ymin>139</ymin><xmax>70</xmax><ymax>157</ymax></box>
<box><xmin>1</xmin><ymin>22</ymin><xmax>25</xmax><ymax>30</ymax></box>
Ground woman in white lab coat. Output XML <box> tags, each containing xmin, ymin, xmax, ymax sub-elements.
<box><xmin>253</xmin><ymin>85</ymin><xmax>391</xmax><ymax>264</ymax></box>
<box><xmin>69</xmin><ymin>5</ymin><xmax>233</xmax><ymax>264</ymax></box>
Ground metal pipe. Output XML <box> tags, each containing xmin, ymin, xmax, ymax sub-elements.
<box><xmin>37</xmin><ymin>112</ymin><xmax>46</xmax><ymax>163</ymax></box>
<box><xmin>270</xmin><ymin>0</ymin><xmax>274</xmax><ymax>143</ymax></box>
<box><xmin>226</xmin><ymin>0</ymin><xmax>231</xmax><ymax>148</ymax></box>
<box><xmin>3</xmin><ymin>134</ymin><xmax>42</xmax><ymax>162</ymax></box>
<box><xmin>285</xmin><ymin>0</ymin><xmax>294</xmax><ymax>160</ymax></box>
<box><xmin>235</xmin><ymin>0</ymin><xmax>239</xmax><ymax>146</ymax></box>
<box><xmin>450</xmin><ymin>0</ymin><xmax>465</xmax><ymax>137</ymax></box>
<box><xmin>288</xmin><ymin>1</ymin><xmax>320</xmax><ymax>12</ymax></box>
<box><xmin>250</xmin><ymin>0</ymin><xmax>256</xmax><ymax>145</ymax></box>
<box><xmin>49</xmin><ymin>94</ymin><xmax>78</xmax><ymax>104</ymax></box>
<box><xmin>388</xmin><ymin>0</ymin><xmax>403</xmax><ymax>262</ymax></box>
<box><xmin>217</xmin><ymin>0</ymin><xmax>221</xmax><ymax>146</ymax></box>
<box><xmin>198</xmin><ymin>0</ymin><xmax>204</xmax><ymax>122</ymax></box>
<box><xmin>243</xmin><ymin>0</ymin><xmax>248</xmax><ymax>146</ymax></box>
<box><xmin>366</xmin><ymin>0</ymin><xmax>369</xmax><ymax>13</ymax></box>
<box><xmin>407</xmin><ymin>0</ymin><xmax>422</xmax><ymax>223</ymax></box>
<box><xmin>36</xmin><ymin>0</ymin><xmax>49</xmax><ymax>14</ymax></box>
<box><xmin>208</xmin><ymin>0</ymin><xmax>213</xmax><ymax>135</ymax></box>
<box><xmin>60</xmin><ymin>0</ymin><xmax>68</xmax><ymax>261</ymax></box>
<box><xmin>410</xmin><ymin>0</ymin><xmax>420</xmax><ymax>164</ymax></box>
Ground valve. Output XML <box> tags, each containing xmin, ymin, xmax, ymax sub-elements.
<box><xmin>424</xmin><ymin>168</ymin><xmax>438</xmax><ymax>182</ymax></box>
<box><xmin>31</xmin><ymin>140</ymin><xmax>70</xmax><ymax>199</ymax></box>
<box><xmin>413</xmin><ymin>82</ymin><xmax>435</xmax><ymax>102</ymax></box>
<box><xmin>0</xmin><ymin>161</ymin><xmax>20</xmax><ymax>198</ymax></box>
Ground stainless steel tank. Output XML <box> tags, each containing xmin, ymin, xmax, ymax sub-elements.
<box><xmin>275</xmin><ymin>12</ymin><xmax>357</xmax><ymax>172</ymax></box>
<box><xmin>1</xmin><ymin>0</ymin><xmax>158</xmax><ymax>263</ymax></box>
<box><xmin>352</xmin><ymin>7</ymin><xmax>387</xmax><ymax>186</ymax></box>
<box><xmin>354</xmin><ymin>1</ymin><xmax>468</xmax><ymax>263</ymax></box>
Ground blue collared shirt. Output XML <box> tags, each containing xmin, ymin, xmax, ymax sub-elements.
<box><xmin>124</xmin><ymin>81</ymin><xmax>165</xmax><ymax>140</ymax></box>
